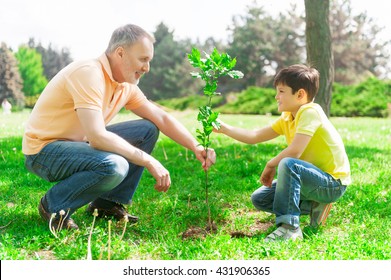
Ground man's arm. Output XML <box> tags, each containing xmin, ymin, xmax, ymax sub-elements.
<box><xmin>76</xmin><ymin>108</ymin><xmax>170</xmax><ymax>192</ymax></box>
<box><xmin>132</xmin><ymin>101</ymin><xmax>216</xmax><ymax>170</ymax></box>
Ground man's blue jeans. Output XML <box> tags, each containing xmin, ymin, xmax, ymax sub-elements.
<box><xmin>251</xmin><ymin>157</ymin><xmax>347</xmax><ymax>228</ymax></box>
<box><xmin>25</xmin><ymin>119</ymin><xmax>159</xmax><ymax>214</ymax></box>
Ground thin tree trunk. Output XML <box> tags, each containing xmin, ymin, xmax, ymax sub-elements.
<box><xmin>305</xmin><ymin>0</ymin><xmax>334</xmax><ymax>116</ymax></box>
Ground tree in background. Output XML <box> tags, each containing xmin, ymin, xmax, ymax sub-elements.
<box><xmin>15</xmin><ymin>45</ymin><xmax>48</xmax><ymax>106</ymax></box>
<box><xmin>28</xmin><ymin>38</ymin><xmax>73</xmax><ymax>81</ymax></box>
<box><xmin>0</xmin><ymin>43</ymin><xmax>24</xmax><ymax>109</ymax></box>
<box><xmin>138</xmin><ymin>22</ymin><xmax>197</xmax><ymax>100</ymax></box>
<box><xmin>226</xmin><ymin>0</ymin><xmax>389</xmax><ymax>89</ymax></box>
<box><xmin>330</xmin><ymin>0</ymin><xmax>390</xmax><ymax>84</ymax></box>
<box><xmin>5</xmin><ymin>0</ymin><xmax>387</xmax><ymax>108</ymax></box>
<box><xmin>227</xmin><ymin>3</ymin><xmax>305</xmax><ymax>89</ymax></box>
<box><xmin>305</xmin><ymin>0</ymin><xmax>334</xmax><ymax>116</ymax></box>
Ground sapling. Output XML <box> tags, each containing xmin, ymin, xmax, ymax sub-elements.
<box><xmin>188</xmin><ymin>47</ymin><xmax>243</xmax><ymax>228</ymax></box>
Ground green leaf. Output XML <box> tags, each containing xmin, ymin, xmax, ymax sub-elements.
<box><xmin>190</xmin><ymin>72</ymin><xmax>202</xmax><ymax>79</ymax></box>
<box><xmin>212</xmin><ymin>121</ymin><xmax>221</xmax><ymax>130</ymax></box>
<box><xmin>228</xmin><ymin>70</ymin><xmax>244</xmax><ymax>79</ymax></box>
<box><xmin>188</xmin><ymin>48</ymin><xmax>201</xmax><ymax>67</ymax></box>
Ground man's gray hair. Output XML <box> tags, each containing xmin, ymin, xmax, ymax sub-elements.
<box><xmin>105</xmin><ymin>24</ymin><xmax>155</xmax><ymax>54</ymax></box>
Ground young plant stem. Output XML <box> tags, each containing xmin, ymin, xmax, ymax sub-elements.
<box><xmin>205</xmin><ymin>96</ymin><xmax>212</xmax><ymax>228</ymax></box>
<box><xmin>204</xmin><ymin>167</ymin><xmax>212</xmax><ymax>228</ymax></box>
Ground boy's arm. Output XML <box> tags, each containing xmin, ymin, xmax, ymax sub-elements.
<box><xmin>261</xmin><ymin>133</ymin><xmax>311</xmax><ymax>186</ymax></box>
<box><xmin>216</xmin><ymin>120</ymin><xmax>279</xmax><ymax>144</ymax></box>
<box><xmin>268</xmin><ymin>133</ymin><xmax>312</xmax><ymax>166</ymax></box>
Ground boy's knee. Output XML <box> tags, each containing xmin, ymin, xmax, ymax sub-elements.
<box><xmin>251</xmin><ymin>186</ymin><xmax>275</xmax><ymax>212</ymax></box>
<box><xmin>278</xmin><ymin>157</ymin><xmax>294</xmax><ymax>169</ymax></box>
<box><xmin>251</xmin><ymin>190</ymin><xmax>267</xmax><ymax>211</ymax></box>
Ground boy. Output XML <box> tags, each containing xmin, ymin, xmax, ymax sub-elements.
<box><xmin>215</xmin><ymin>64</ymin><xmax>350</xmax><ymax>242</ymax></box>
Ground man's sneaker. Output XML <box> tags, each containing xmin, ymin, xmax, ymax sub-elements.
<box><xmin>264</xmin><ymin>226</ymin><xmax>303</xmax><ymax>242</ymax></box>
<box><xmin>38</xmin><ymin>197</ymin><xmax>79</xmax><ymax>230</ymax></box>
<box><xmin>310</xmin><ymin>202</ymin><xmax>332</xmax><ymax>227</ymax></box>
<box><xmin>86</xmin><ymin>201</ymin><xmax>139</xmax><ymax>223</ymax></box>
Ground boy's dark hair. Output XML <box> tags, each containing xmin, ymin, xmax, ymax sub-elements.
<box><xmin>273</xmin><ymin>64</ymin><xmax>320</xmax><ymax>101</ymax></box>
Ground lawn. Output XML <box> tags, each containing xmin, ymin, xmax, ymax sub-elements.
<box><xmin>0</xmin><ymin>110</ymin><xmax>390</xmax><ymax>260</ymax></box>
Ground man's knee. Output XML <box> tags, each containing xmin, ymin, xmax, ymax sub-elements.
<box><xmin>146</xmin><ymin>120</ymin><xmax>159</xmax><ymax>138</ymax></box>
<box><xmin>100</xmin><ymin>154</ymin><xmax>129</xmax><ymax>184</ymax></box>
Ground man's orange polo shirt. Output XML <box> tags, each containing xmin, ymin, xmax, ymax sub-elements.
<box><xmin>22</xmin><ymin>54</ymin><xmax>147</xmax><ymax>155</ymax></box>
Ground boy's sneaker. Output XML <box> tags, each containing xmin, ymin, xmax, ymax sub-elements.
<box><xmin>264</xmin><ymin>226</ymin><xmax>303</xmax><ymax>242</ymax></box>
<box><xmin>310</xmin><ymin>202</ymin><xmax>332</xmax><ymax>227</ymax></box>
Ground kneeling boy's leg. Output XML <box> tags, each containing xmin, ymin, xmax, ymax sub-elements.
<box><xmin>251</xmin><ymin>181</ymin><xmax>277</xmax><ymax>213</ymax></box>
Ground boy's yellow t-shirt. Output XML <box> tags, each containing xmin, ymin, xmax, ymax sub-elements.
<box><xmin>271</xmin><ymin>102</ymin><xmax>351</xmax><ymax>185</ymax></box>
<box><xmin>22</xmin><ymin>54</ymin><xmax>147</xmax><ymax>155</ymax></box>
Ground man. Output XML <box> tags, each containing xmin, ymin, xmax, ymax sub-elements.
<box><xmin>22</xmin><ymin>24</ymin><xmax>216</xmax><ymax>231</ymax></box>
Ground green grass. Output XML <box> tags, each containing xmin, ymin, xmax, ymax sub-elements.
<box><xmin>0</xmin><ymin>110</ymin><xmax>390</xmax><ymax>260</ymax></box>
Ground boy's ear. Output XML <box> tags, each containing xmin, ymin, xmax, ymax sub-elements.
<box><xmin>297</xmin><ymin>89</ymin><xmax>307</xmax><ymax>100</ymax></box>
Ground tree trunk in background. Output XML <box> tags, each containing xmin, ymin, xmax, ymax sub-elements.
<box><xmin>305</xmin><ymin>0</ymin><xmax>334</xmax><ymax>116</ymax></box>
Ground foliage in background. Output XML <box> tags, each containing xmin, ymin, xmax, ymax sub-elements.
<box><xmin>139</xmin><ymin>23</ymin><xmax>200</xmax><ymax>100</ymax></box>
<box><xmin>227</xmin><ymin>4</ymin><xmax>304</xmax><ymax>88</ymax></box>
<box><xmin>14</xmin><ymin>46</ymin><xmax>48</xmax><ymax>106</ymax></box>
<box><xmin>1</xmin><ymin>0</ymin><xmax>390</xmax><ymax>109</ymax></box>
<box><xmin>330</xmin><ymin>0</ymin><xmax>391</xmax><ymax>82</ymax></box>
<box><xmin>157</xmin><ymin>94</ymin><xmax>224</xmax><ymax>111</ymax></box>
<box><xmin>331</xmin><ymin>77</ymin><xmax>391</xmax><ymax>117</ymax></box>
<box><xmin>0</xmin><ymin>43</ymin><xmax>24</xmax><ymax>109</ymax></box>
<box><xmin>28</xmin><ymin>38</ymin><xmax>73</xmax><ymax>81</ymax></box>
<box><xmin>218</xmin><ymin>86</ymin><xmax>278</xmax><ymax>115</ymax></box>
<box><xmin>157</xmin><ymin>77</ymin><xmax>391</xmax><ymax>118</ymax></box>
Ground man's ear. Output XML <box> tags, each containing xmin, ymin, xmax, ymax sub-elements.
<box><xmin>115</xmin><ymin>46</ymin><xmax>125</xmax><ymax>58</ymax></box>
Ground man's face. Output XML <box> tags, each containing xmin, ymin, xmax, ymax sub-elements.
<box><xmin>114</xmin><ymin>37</ymin><xmax>154</xmax><ymax>84</ymax></box>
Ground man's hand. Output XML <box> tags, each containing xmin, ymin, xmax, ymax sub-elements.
<box><xmin>194</xmin><ymin>146</ymin><xmax>216</xmax><ymax>171</ymax></box>
<box><xmin>145</xmin><ymin>158</ymin><xmax>171</xmax><ymax>192</ymax></box>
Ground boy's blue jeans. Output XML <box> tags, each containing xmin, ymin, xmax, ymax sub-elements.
<box><xmin>251</xmin><ymin>157</ymin><xmax>347</xmax><ymax>229</ymax></box>
<box><xmin>24</xmin><ymin>119</ymin><xmax>159</xmax><ymax>214</ymax></box>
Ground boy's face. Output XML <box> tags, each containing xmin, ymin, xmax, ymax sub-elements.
<box><xmin>275</xmin><ymin>84</ymin><xmax>303</xmax><ymax>115</ymax></box>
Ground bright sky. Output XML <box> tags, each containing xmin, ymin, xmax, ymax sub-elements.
<box><xmin>1</xmin><ymin>0</ymin><xmax>390</xmax><ymax>60</ymax></box>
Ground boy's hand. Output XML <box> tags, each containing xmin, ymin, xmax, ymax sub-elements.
<box><xmin>213</xmin><ymin>119</ymin><xmax>225</xmax><ymax>133</ymax></box>
<box><xmin>260</xmin><ymin>165</ymin><xmax>276</xmax><ymax>187</ymax></box>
